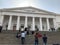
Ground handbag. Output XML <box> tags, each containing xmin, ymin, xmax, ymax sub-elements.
<box><xmin>16</xmin><ymin>33</ymin><xmax>21</xmax><ymax>38</ymax></box>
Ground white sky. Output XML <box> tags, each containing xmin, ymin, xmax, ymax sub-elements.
<box><xmin>0</xmin><ymin>0</ymin><xmax>60</xmax><ymax>14</ymax></box>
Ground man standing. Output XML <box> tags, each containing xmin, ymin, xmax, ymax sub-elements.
<box><xmin>42</xmin><ymin>34</ymin><xmax>47</xmax><ymax>45</ymax></box>
<box><xmin>21</xmin><ymin>31</ymin><xmax>26</xmax><ymax>45</ymax></box>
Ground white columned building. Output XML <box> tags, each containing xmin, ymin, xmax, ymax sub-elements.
<box><xmin>0</xmin><ymin>6</ymin><xmax>60</xmax><ymax>31</ymax></box>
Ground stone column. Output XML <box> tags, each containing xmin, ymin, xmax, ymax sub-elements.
<box><xmin>0</xmin><ymin>10</ymin><xmax>4</xmax><ymax>26</ymax></box>
<box><xmin>46</xmin><ymin>18</ymin><xmax>50</xmax><ymax>31</ymax></box>
<box><xmin>8</xmin><ymin>15</ymin><xmax>12</xmax><ymax>30</ymax></box>
<box><xmin>32</xmin><ymin>17</ymin><xmax>35</xmax><ymax>31</ymax></box>
<box><xmin>25</xmin><ymin>16</ymin><xmax>28</xmax><ymax>28</ymax></box>
<box><xmin>0</xmin><ymin>15</ymin><xmax>4</xmax><ymax>26</ymax></box>
<box><xmin>39</xmin><ymin>17</ymin><xmax>42</xmax><ymax>31</ymax></box>
<box><xmin>16</xmin><ymin>16</ymin><xmax>20</xmax><ymax>30</ymax></box>
<box><xmin>53</xmin><ymin>18</ymin><xmax>56</xmax><ymax>29</ymax></box>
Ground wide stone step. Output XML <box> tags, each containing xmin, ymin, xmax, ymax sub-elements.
<box><xmin>0</xmin><ymin>44</ymin><xmax>53</xmax><ymax>45</ymax></box>
<box><xmin>0</xmin><ymin>30</ymin><xmax>60</xmax><ymax>45</ymax></box>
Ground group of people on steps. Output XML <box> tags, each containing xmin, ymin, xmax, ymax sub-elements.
<box><xmin>16</xmin><ymin>26</ymin><xmax>47</xmax><ymax>45</ymax></box>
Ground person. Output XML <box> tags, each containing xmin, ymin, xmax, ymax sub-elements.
<box><xmin>6</xmin><ymin>24</ymin><xmax>8</xmax><ymax>31</ymax></box>
<box><xmin>35</xmin><ymin>25</ymin><xmax>39</xmax><ymax>32</ymax></box>
<box><xmin>24</xmin><ymin>27</ymin><xmax>27</xmax><ymax>34</ymax></box>
<box><xmin>51</xmin><ymin>28</ymin><xmax>55</xmax><ymax>31</ymax></box>
<box><xmin>34</xmin><ymin>32</ymin><xmax>39</xmax><ymax>45</ymax></box>
<box><xmin>25</xmin><ymin>27</ymin><xmax>29</xmax><ymax>35</ymax></box>
<box><xmin>42</xmin><ymin>34</ymin><xmax>47</xmax><ymax>45</ymax></box>
<box><xmin>34</xmin><ymin>32</ymin><xmax>42</xmax><ymax>45</ymax></box>
<box><xmin>32</xmin><ymin>31</ymin><xmax>35</xmax><ymax>34</ymax></box>
<box><xmin>0</xmin><ymin>26</ymin><xmax>2</xmax><ymax>33</ymax></box>
<box><xmin>19</xmin><ymin>27</ymin><xmax>21</xmax><ymax>32</ymax></box>
<box><xmin>16</xmin><ymin>31</ymin><xmax>20</xmax><ymax>38</ymax></box>
<box><xmin>21</xmin><ymin>31</ymin><xmax>26</xmax><ymax>45</ymax></box>
<box><xmin>26</xmin><ymin>27</ymin><xmax>29</xmax><ymax>35</ymax></box>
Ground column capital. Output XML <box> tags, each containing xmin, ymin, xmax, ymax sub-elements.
<box><xmin>40</xmin><ymin>17</ymin><xmax>42</xmax><ymax>18</ymax></box>
<box><xmin>25</xmin><ymin>16</ymin><xmax>27</xmax><ymax>17</ymax></box>
<box><xmin>32</xmin><ymin>16</ymin><xmax>35</xmax><ymax>18</ymax></box>
<box><xmin>46</xmin><ymin>17</ymin><xmax>49</xmax><ymax>19</ymax></box>
<box><xmin>10</xmin><ymin>15</ymin><xmax>12</xmax><ymax>16</ymax></box>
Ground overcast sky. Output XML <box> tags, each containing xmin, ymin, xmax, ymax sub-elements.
<box><xmin>0</xmin><ymin>0</ymin><xmax>60</xmax><ymax>14</ymax></box>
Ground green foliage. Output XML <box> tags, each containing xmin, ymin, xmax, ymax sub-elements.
<box><xmin>57</xmin><ymin>27</ymin><xmax>60</xmax><ymax>31</ymax></box>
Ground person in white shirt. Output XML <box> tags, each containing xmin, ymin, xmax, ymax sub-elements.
<box><xmin>21</xmin><ymin>31</ymin><xmax>26</xmax><ymax>45</ymax></box>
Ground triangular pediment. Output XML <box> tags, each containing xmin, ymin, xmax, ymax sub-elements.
<box><xmin>1</xmin><ymin>6</ymin><xmax>56</xmax><ymax>15</ymax></box>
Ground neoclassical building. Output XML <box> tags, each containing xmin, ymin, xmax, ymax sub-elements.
<box><xmin>0</xmin><ymin>7</ymin><xmax>60</xmax><ymax>31</ymax></box>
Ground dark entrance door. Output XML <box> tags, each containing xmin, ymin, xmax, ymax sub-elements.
<box><xmin>13</xmin><ymin>25</ymin><xmax>16</xmax><ymax>31</ymax></box>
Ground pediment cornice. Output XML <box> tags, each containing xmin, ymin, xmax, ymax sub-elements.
<box><xmin>0</xmin><ymin>6</ymin><xmax>57</xmax><ymax>15</ymax></box>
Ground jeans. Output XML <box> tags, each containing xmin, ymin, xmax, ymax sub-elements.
<box><xmin>43</xmin><ymin>42</ymin><xmax>47</xmax><ymax>45</ymax></box>
<box><xmin>21</xmin><ymin>37</ymin><xmax>25</xmax><ymax>45</ymax></box>
<box><xmin>35</xmin><ymin>40</ymin><xmax>38</xmax><ymax>45</ymax></box>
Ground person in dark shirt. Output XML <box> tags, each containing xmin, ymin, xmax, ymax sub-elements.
<box><xmin>34</xmin><ymin>32</ymin><xmax>39</xmax><ymax>45</ymax></box>
<box><xmin>42</xmin><ymin>34</ymin><xmax>47</xmax><ymax>45</ymax></box>
<box><xmin>34</xmin><ymin>32</ymin><xmax>42</xmax><ymax>45</ymax></box>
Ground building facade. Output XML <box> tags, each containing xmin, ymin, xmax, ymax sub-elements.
<box><xmin>0</xmin><ymin>7</ymin><xmax>60</xmax><ymax>31</ymax></box>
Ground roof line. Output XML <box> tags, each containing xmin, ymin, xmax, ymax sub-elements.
<box><xmin>0</xmin><ymin>6</ymin><xmax>59</xmax><ymax>15</ymax></box>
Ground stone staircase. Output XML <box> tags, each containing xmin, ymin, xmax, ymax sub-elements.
<box><xmin>0</xmin><ymin>30</ymin><xmax>60</xmax><ymax>45</ymax></box>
